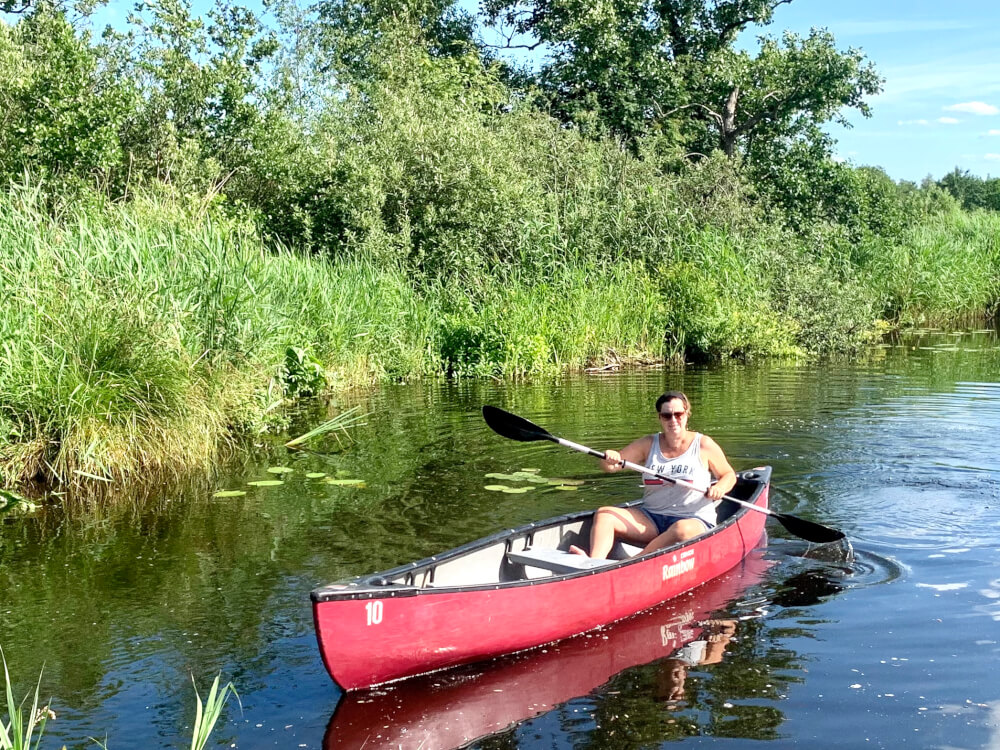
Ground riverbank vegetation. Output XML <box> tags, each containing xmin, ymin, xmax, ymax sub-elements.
<box><xmin>2</xmin><ymin>0</ymin><xmax>999</xmax><ymax>491</ymax></box>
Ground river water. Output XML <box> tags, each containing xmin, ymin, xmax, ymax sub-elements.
<box><xmin>2</xmin><ymin>328</ymin><xmax>1000</xmax><ymax>749</ymax></box>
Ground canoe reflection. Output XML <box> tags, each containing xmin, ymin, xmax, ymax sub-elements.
<box><xmin>324</xmin><ymin>549</ymin><xmax>773</xmax><ymax>750</ymax></box>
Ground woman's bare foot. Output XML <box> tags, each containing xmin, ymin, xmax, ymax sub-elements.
<box><xmin>568</xmin><ymin>544</ymin><xmax>588</xmax><ymax>556</ymax></box>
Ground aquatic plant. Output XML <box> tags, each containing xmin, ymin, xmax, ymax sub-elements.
<box><xmin>285</xmin><ymin>407</ymin><xmax>367</xmax><ymax>448</ymax></box>
<box><xmin>189</xmin><ymin>675</ymin><xmax>240</xmax><ymax>750</ymax></box>
<box><xmin>1</xmin><ymin>654</ymin><xmax>239</xmax><ymax>750</ymax></box>
<box><xmin>0</xmin><ymin>647</ymin><xmax>52</xmax><ymax>750</ymax></box>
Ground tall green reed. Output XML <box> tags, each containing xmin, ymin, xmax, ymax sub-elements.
<box><xmin>0</xmin><ymin>185</ymin><xmax>435</xmax><ymax>490</ymax></box>
<box><xmin>189</xmin><ymin>675</ymin><xmax>239</xmax><ymax>750</ymax></box>
<box><xmin>1</xmin><ymin>647</ymin><xmax>51</xmax><ymax>750</ymax></box>
<box><xmin>2</xmin><ymin>649</ymin><xmax>238</xmax><ymax>750</ymax></box>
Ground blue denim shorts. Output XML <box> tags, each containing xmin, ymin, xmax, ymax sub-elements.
<box><xmin>641</xmin><ymin>509</ymin><xmax>711</xmax><ymax>536</ymax></box>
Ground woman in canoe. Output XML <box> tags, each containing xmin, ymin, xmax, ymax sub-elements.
<box><xmin>571</xmin><ymin>390</ymin><xmax>737</xmax><ymax>559</ymax></box>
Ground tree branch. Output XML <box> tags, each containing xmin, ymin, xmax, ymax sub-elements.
<box><xmin>716</xmin><ymin>0</ymin><xmax>794</xmax><ymax>44</ymax></box>
<box><xmin>731</xmin><ymin>90</ymin><xmax>786</xmax><ymax>137</ymax></box>
<box><xmin>656</xmin><ymin>101</ymin><xmax>723</xmax><ymax>127</ymax></box>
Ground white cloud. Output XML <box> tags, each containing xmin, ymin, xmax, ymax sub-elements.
<box><xmin>937</xmin><ymin>117</ymin><xmax>961</xmax><ymax>124</ymax></box>
<box><xmin>944</xmin><ymin>101</ymin><xmax>1000</xmax><ymax>115</ymax></box>
<box><xmin>985</xmin><ymin>154</ymin><xmax>1000</xmax><ymax>161</ymax></box>
<box><xmin>988</xmin><ymin>129</ymin><xmax>1000</xmax><ymax>136</ymax></box>
<box><xmin>898</xmin><ymin>119</ymin><xmax>930</xmax><ymax>126</ymax></box>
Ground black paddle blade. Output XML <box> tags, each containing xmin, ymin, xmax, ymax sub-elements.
<box><xmin>774</xmin><ymin>512</ymin><xmax>845</xmax><ymax>544</ymax></box>
<box><xmin>482</xmin><ymin>406</ymin><xmax>554</xmax><ymax>443</ymax></box>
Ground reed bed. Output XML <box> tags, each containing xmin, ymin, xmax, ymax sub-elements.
<box><xmin>0</xmin><ymin>187</ymin><xmax>435</xmax><ymax>489</ymax></box>
<box><xmin>1</xmin><ymin>180</ymin><xmax>998</xmax><ymax>493</ymax></box>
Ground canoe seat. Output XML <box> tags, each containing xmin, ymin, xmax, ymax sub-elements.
<box><xmin>506</xmin><ymin>547</ymin><xmax>616</xmax><ymax>575</ymax></box>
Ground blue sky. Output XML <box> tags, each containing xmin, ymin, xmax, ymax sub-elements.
<box><xmin>758</xmin><ymin>0</ymin><xmax>1000</xmax><ymax>181</ymax></box>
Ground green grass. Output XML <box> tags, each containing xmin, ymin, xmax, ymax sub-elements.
<box><xmin>1</xmin><ymin>647</ymin><xmax>50</xmax><ymax>750</ymax></box>
<box><xmin>0</xmin><ymin>186</ymin><xmax>437</xmax><ymax>490</ymax></box>
<box><xmin>189</xmin><ymin>675</ymin><xmax>239</xmax><ymax>750</ymax></box>
<box><xmin>1</xmin><ymin>180</ymin><xmax>998</xmax><ymax>494</ymax></box>
<box><xmin>867</xmin><ymin>210</ymin><xmax>1000</xmax><ymax>324</ymax></box>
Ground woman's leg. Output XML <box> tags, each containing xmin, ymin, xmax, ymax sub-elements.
<box><xmin>571</xmin><ymin>506</ymin><xmax>659</xmax><ymax>559</ymax></box>
<box><xmin>641</xmin><ymin>518</ymin><xmax>709</xmax><ymax>554</ymax></box>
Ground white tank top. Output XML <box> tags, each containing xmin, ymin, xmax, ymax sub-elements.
<box><xmin>641</xmin><ymin>433</ymin><xmax>716</xmax><ymax>525</ymax></box>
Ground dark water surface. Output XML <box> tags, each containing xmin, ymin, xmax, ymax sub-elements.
<box><xmin>3</xmin><ymin>329</ymin><xmax>1000</xmax><ymax>749</ymax></box>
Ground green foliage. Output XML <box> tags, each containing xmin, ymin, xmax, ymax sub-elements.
<box><xmin>0</xmin><ymin>488</ymin><xmax>25</xmax><ymax>515</ymax></box>
<box><xmin>435</xmin><ymin>263</ymin><xmax>671</xmax><ymax>376</ymax></box>
<box><xmin>0</xmin><ymin>184</ymin><xmax>436</xmax><ymax>488</ymax></box>
<box><xmin>313</xmin><ymin>0</ymin><xmax>479</xmax><ymax>82</ymax></box>
<box><xmin>189</xmin><ymin>674</ymin><xmax>239</xmax><ymax>750</ymax></box>
<box><xmin>1</xmin><ymin>650</ymin><xmax>239</xmax><ymax>750</ymax></box>
<box><xmin>860</xmin><ymin>210</ymin><xmax>1000</xmax><ymax>323</ymax></box>
<box><xmin>1</xmin><ymin>646</ymin><xmax>51</xmax><ymax>750</ymax></box>
<box><xmin>0</xmin><ymin>5</ymin><xmax>135</xmax><ymax>191</ymax></box>
<box><xmin>937</xmin><ymin>168</ymin><xmax>1000</xmax><ymax>211</ymax></box>
<box><xmin>278</xmin><ymin>346</ymin><xmax>326</xmax><ymax>397</ymax></box>
<box><xmin>484</xmin><ymin>0</ymin><xmax>881</xmax><ymax>174</ymax></box>
<box><xmin>0</xmin><ymin>0</ymin><xmax>998</xmax><ymax>496</ymax></box>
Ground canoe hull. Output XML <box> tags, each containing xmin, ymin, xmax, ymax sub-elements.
<box><xmin>312</xmin><ymin>468</ymin><xmax>770</xmax><ymax>691</ymax></box>
<box><xmin>324</xmin><ymin>547</ymin><xmax>774</xmax><ymax>749</ymax></box>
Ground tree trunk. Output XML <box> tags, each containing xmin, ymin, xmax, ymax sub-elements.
<box><xmin>721</xmin><ymin>86</ymin><xmax>739</xmax><ymax>157</ymax></box>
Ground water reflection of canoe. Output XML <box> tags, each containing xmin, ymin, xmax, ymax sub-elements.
<box><xmin>311</xmin><ymin>467</ymin><xmax>771</xmax><ymax>691</ymax></box>
<box><xmin>323</xmin><ymin>548</ymin><xmax>774</xmax><ymax>750</ymax></box>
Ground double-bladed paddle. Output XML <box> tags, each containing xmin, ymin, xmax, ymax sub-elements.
<box><xmin>481</xmin><ymin>405</ymin><xmax>845</xmax><ymax>545</ymax></box>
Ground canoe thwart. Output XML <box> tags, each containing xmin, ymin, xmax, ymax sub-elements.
<box><xmin>506</xmin><ymin>547</ymin><xmax>616</xmax><ymax>574</ymax></box>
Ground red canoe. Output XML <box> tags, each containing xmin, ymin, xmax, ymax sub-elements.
<box><xmin>311</xmin><ymin>466</ymin><xmax>771</xmax><ymax>691</ymax></box>
<box><xmin>323</xmin><ymin>546</ymin><xmax>774</xmax><ymax>749</ymax></box>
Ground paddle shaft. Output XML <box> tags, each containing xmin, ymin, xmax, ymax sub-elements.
<box><xmin>481</xmin><ymin>404</ymin><xmax>844</xmax><ymax>543</ymax></box>
<box><xmin>551</xmin><ymin>435</ymin><xmax>774</xmax><ymax>518</ymax></box>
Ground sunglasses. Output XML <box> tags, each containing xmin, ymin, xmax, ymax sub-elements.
<box><xmin>658</xmin><ymin>410</ymin><xmax>687</xmax><ymax>421</ymax></box>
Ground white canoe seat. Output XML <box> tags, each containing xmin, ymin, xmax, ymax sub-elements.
<box><xmin>506</xmin><ymin>547</ymin><xmax>616</xmax><ymax>575</ymax></box>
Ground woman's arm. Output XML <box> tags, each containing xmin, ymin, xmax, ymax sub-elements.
<box><xmin>701</xmin><ymin>435</ymin><xmax>737</xmax><ymax>500</ymax></box>
<box><xmin>600</xmin><ymin>435</ymin><xmax>652</xmax><ymax>472</ymax></box>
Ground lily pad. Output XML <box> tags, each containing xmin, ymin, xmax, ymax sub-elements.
<box><xmin>248</xmin><ymin>480</ymin><xmax>284</xmax><ymax>487</ymax></box>
<box><xmin>552</xmin><ymin>485</ymin><xmax>578</xmax><ymax>491</ymax></box>
<box><xmin>213</xmin><ymin>490</ymin><xmax>247</xmax><ymax>498</ymax></box>
<box><xmin>306</xmin><ymin>472</ymin><xmax>327</xmax><ymax>479</ymax></box>
<box><xmin>484</xmin><ymin>484</ymin><xmax>510</xmax><ymax>491</ymax></box>
<box><xmin>501</xmin><ymin>486</ymin><xmax>533</xmax><ymax>494</ymax></box>
<box><xmin>335</xmin><ymin>470</ymin><xmax>352</xmax><ymax>477</ymax></box>
<box><xmin>520</xmin><ymin>474</ymin><xmax>550</xmax><ymax>484</ymax></box>
<box><xmin>267</xmin><ymin>466</ymin><xmax>294</xmax><ymax>474</ymax></box>
<box><xmin>324</xmin><ymin>478</ymin><xmax>366</xmax><ymax>487</ymax></box>
<box><xmin>484</xmin><ymin>472</ymin><xmax>509</xmax><ymax>479</ymax></box>
<box><xmin>547</xmin><ymin>478</ymin><xmax>584</xmax><ymax>486</ymax></box>
<box><xmin>520</xmin><ymin>468</ymin><xmax>541</xmax><ymax>473</ymax></box>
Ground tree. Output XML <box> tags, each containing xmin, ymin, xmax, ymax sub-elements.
<box><xmin>483</xmin><ymin>0</ymin><xmax>881</xmax><ymax>167</ymax></box>
<box><xmin>938</xmin><ymin>168</ymin><xmax>1000</xmax><ymax>211</ymax></box>
<box><xmin>312</xmin><ymin>0</ymin><xmax>480</xmax><ymax>83</ymax></box>
<box><xmin>685</xmin><ymin>30</ymin><xmax>881</xmax><ymax>160</ymax></box>
<box><xmin>0</xmin><ymin>3</ymin><xmax>136</xmax><ymax>188</ymax></box>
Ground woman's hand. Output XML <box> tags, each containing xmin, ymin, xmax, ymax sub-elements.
<box><xmin>704</xmin><ymin>469</ymin><xmax>737</xmax><ymax>500</ymax></box>
<box><xmin>602</xmin><ymin>449</ymin><xmax>625</xmax><ymax>471</ymax></box>
<box><xmin>705</xmin><ymin>482</ymin><xmax>727</xmax><ymax>500</ymax></box>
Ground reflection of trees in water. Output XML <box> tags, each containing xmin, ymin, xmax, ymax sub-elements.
<box><xmin>571</xmin><ymin>618</ymin><xmax>801</xmax><ymax>748</ymax></box>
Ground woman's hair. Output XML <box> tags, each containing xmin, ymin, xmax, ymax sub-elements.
<box><xmin>655</xmin><ymin>391</ymin><xmax>690</xmax><ymax>414</ymax></box>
